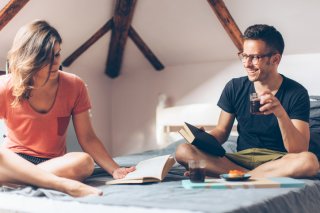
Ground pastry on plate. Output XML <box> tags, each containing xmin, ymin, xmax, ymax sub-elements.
<box><xmin>228</xmin><ymin>170</ymin><xmax>245</xmax><ymax>178</ymax></box>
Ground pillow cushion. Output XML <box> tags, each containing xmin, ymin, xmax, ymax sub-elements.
<box><xmin>310</xmin><ymin>96</ymin><xmax>320</xmax><ymax>129</ymax></box>
<box><xmin>309</xmin><ymin>96</ymin><xmax>320</xmax><ymax>159</ymax></box>
<box><xmin>309</xmin><ymin>129</ymin><xmax>320</xmax><ymax>160</ymax></box>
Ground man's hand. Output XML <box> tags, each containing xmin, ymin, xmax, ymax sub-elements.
<box><xmin>112</xmin><ymin>166</ymin><xmax>136</xmax><ymax>179</ymax></box>
<box><xmin>259</xmin><ymin>91</ymin><xmax>286</xmax><ymax>118</ymax></box>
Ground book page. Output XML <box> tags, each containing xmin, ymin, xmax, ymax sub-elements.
<box><xmin>123</xmin><ymin>155</ymin><xmax>171</xmax><ymax>180</ymax></box>
<box><xmin>183</xmin><ymin>122</ymin><xmax>195</xmax><ymax>140</ymax></box>
<box><xmin>178</xmin><ymin>128</ymin><xmax>194</xmax><ymax>143</ymax></box>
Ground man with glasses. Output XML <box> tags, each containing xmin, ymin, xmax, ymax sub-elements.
<box><xmin>175</xmin><ymin>24</ymin><xmax>319</xmax><ymax>178</ymax></box>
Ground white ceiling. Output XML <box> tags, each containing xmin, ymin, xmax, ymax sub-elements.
<box><xmin>1</xmin><ymin>0</ymin><xmax>320</xmax><ymax>73</ymax></box>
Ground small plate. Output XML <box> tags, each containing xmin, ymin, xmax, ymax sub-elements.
<box><xmin>220</xmin><ymin>174</ymin><xmax>251</xmax><ymax>181</ymax></box>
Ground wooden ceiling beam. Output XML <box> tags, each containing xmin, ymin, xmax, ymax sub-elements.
<box><xmin>207</xmin><ymin>0</ymin><xmax>243</xmax><ymax>52</ymax></box>
<box><xmin>62</xmin><ymin>19</ymin><xmax>113</xmax><ymax>67</ymax></box>
<box><xmin>106</xmin><ymin>0</ymin><xmax>137</xmax><ymax>78</ymax></box>
<box><xmin>0</xmin><ymin>0</ymin><xmax>29</xmax><ymax>31</ymax></box>
<box><xmin>128</xmin><ymin>26</ymin><xmax>164</xmax><ymax>71</ymax></box>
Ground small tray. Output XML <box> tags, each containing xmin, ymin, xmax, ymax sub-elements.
<box><xmin>220</xmin><ymin>174</ymin><xmax>251</xmax><ymax>181</ymax></box>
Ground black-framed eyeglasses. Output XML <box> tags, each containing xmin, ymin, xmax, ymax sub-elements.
<box><xmin>238</xmin><ymin>52</ymin><xmax>275</xmax><ymax>65</ymax></box>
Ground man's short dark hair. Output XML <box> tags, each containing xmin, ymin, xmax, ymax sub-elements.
<box><xmin>243</xmin><ymin>24</ymin><xmax>285</xmax><ymax>55</ymax></box>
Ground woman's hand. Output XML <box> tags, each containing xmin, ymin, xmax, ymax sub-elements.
<box><xmin>112</xmin><ymin>166</ymin><xmax>136</xmax><ymax>179</ymax></box>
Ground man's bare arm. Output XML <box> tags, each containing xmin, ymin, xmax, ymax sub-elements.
<box><xmin>208</xmin><ymin>110</ymin><xmax>235</xmax><ymax>144</ymax></box>
<box><xmin>260</xmin><ymin>92</ymin><xmax>309</xmax><ymax>152</ymax></box>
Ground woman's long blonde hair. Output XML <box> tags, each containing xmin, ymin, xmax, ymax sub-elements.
<box><xmin>7</xmin><ymin>20</ymin><xmax>62</xmax><ymax>106</ymax></box>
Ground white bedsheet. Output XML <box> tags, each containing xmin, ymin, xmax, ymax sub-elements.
<box><xmin>0</xmin><ymin>193</ymin><xmax>197</xmax><ymax>213</ymax></box>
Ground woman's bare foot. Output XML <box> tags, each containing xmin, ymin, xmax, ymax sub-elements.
<box><xmin>58</xmin><ymin>178</ymin><xmax>103</xmax><ymax>197</ymax></box>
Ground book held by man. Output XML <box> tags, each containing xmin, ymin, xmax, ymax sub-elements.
<box><xmin>106</xmin><ymin>154</ymin><xmax>175</xmax><ymax>185</ymax></box>
<box><xmin>178</xmin><ymin>122</ymin><xmax>226</xmax><ymax>157</ymax></box>
<box><xmin>182</xmin><ymin>177</ymin><xmax>305</xmax><ymax>189</ymax></box>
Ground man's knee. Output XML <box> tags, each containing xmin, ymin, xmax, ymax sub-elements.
<box><xmin>175</xmin><ymin>143</ymin><xmax>196</xmax><ymax>164</ymax></box>
<box><xmin>290</xmin><ymin>152</ymin><xmax>319</xmax><ymax>176</ymax></box>
<box><xmin>298</xmin><ymin>152</ymin><xmax>319</xmax><ymax>175</ymax></box>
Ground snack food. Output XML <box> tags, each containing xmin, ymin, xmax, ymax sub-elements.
<box><xmin>228</xmin><ymin>170</ymin><xmax>245</xmax><ymax>178</ymax></box>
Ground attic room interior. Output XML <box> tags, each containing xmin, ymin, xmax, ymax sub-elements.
<box><xmin>0</xmin><ymin>0</ymin><xmax>320</xmax><ymax>212</ymax></box>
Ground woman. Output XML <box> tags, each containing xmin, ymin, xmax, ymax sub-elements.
<box><xmin>0</xmin><ymin>20</ymin><xmax>134</xmax><ymax>197</ymax></box>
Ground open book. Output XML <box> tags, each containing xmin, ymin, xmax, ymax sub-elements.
<box><xmin>182</xmin><ymin>177</ymin><xmax>305</xmax><ymax>189</ymax></box>
<box><xmin>106</xmin><ymin>155</ymin><xmax>175</xmax><ymax>185</ymax></box>
<box><xmin>178</xmin><ymin>122</ymin><xmax>226</xmax><ymax>157</ymax></box>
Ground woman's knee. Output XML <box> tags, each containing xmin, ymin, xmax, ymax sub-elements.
<box><xmin>0</xmin><ymin>148</ymin><xmax>3</xmax><ymax>162</ymax></box>
<box><xmin>66</xmin><ymin>152</ymin><xmax>95</xmax><ymax>179</ymax></box>
<box><xmin>0</xmin><ymin>147</ymin><xmax>8</xmax><ymax>162</ymax></box>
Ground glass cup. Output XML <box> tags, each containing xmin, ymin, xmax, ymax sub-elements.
<box><xmin>188</xmin><ymin>159</ymin><xmax>206</xmax><ymax>183</ymax></box>
<box><xmin>250</xmin><ymin>93</ymin><xmax>263</xmax><ymax>115</ymax></box>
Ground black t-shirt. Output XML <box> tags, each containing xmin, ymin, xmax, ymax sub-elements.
<box><xmin>218</xmin><ymin>75</ymin><xmax>310</xmax><ymax>152</ymax></box>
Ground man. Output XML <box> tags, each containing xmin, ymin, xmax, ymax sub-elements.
<box><xmin>175</xmin><ymin>24</ymin><xmax>319</xmax><ymax>178</ymax></box>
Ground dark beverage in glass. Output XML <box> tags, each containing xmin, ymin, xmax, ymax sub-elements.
<box><xmin>189</xmin><ymin>168</ymin><xmax>206</xmax><ymax>183</ymax></box>
<box><xmin>250</xmin><ymin>99</ymin><xmax>262</xmax><ymax>114</ymax></box>
<box><xmin>188</xmin><ymin>160</ymin><xmax>206</xmax><ymax>183</ymax></box>
<box><xmin>250</xmin><ymin>93</ymin><xmax>263</xmax><ymax>115</ymax></box>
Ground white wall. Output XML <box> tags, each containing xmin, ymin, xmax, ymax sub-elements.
<box><xmin>279</xmin><ymin>54</ymin><xmax>320</xmax><ymax>96</ymax></box>
<box><xmin>110</xmin><ymin>53</ymin><xmax>320</xmax><ymax>156</ymax></box>
<box><xmin>63</xmin><ymin>35</ymin><xmax>113</xmax><ymax>153</ymax></box>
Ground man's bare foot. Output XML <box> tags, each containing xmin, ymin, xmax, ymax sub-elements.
<box><xmin>58</xmin><ymin>178</ymin><xmax>103</xmax><ymax>197</ymax></box>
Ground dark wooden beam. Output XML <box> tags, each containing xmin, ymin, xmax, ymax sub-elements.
<box><xmin>128</xmin><ymin>26</ymin><xmax>164</xmax><ymax>71</ymax></box>
<box><xmin>106</xmin><ymin>0</ymin><xmax>137</xmax><ymax>78</ymax></box>
<box><xmin>62</xmin><ymin>19</ymin><xmax>113</xmax><ymax>67</ymax></box>
<box><xmin>207</xmin><ymin>0</ymin><xmax>243</xmax><ymax>52</ymax></box>
<box><xmin>0</xmin><ymin>0</ymin><xmax>29</xmax><ymax>31</ymax></box>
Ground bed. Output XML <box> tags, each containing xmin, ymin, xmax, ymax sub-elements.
<box><xmin>85</xmin><ymin>137</ymin><xmax>320</xmax><ymax>213</ymax></box>
<box><xmin>0</xmin><ymin>96</ymin><xmax>319</xmax><ymax>213</ymax></box>
<box><xmin>1</xmin><ymin>137</ymin><xmax>320</xmax><ymax>213</ymax></box>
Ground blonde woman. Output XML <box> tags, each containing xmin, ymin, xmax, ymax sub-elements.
<box><xmin>0</xmin><ymin>20</ymin><xmax>134</xmax><ymax>197</ymax></box>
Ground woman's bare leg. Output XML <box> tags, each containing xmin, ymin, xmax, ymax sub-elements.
<box><xmin>0</xmin><ymin>147</ymin><xmax>102</xmax><ymax>197</ymax></box>
<box><xmin>37</xmin><ymin>152</ymin><xmax>95</xmax><ymax>181</ymax></box>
